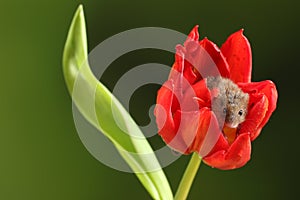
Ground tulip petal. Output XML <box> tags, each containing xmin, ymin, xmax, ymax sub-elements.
<box><xmin>169</xmin><ymin>46</ymin><xmax>200</xmax><ymax>88</ymax></box>
<box><xmin>221</xmin><ymin>29</ymin><xmax>252</xmax><ymax>83</ymax></box>
<box><xmin>184</xmin><ymin>25</ymin><xmax>199</xmax><ymax>46</ymax></box>
<box><xmin>239</xmin><ymin>94</ymin><xmax>268</xmax><ymax>140</ymax></box>
<box><xmin>155</xmin><ymin>81</ymin><xmax>177</xmax><ymax>142</ymax></box>
<box><xmin>204</xmin><ymin>134</ymin><xmax>229</xmax><ymax>157</ymax></box>
<box><xmin>172</xmin><ymin>29</ymin><xmax>231</xmax><ymax>85</ymax></box>
<box><xmin>172</xmin><ymin>110</ymin><xmax>200</xmax><ymax>153</ymax></box>
<box><xmin>172</xmin><ymin>108</ymin><xmax>223</xmax><ymax>156</ymax></box>
<box><xmin>203</xmin><ymin>133</ymin><xmax>251</xmax><ymax>170</ymax></box>
<box><xmin>238</xmin><ymin>80</ymin><xmax>278</xmax><ymax>140</ymax></box>
<box><xmin>181</xmin><ymin>79</ymin><xmax>211</xmax><ymax>111</ymax></box>
<box><xmin>194</xmin><ymin>109</ymin><xmax>223</xmax><ymax>157</ymax></box>
<box><xmin>198</xmin><ymin>38</ymin><xmax>230</xmax><ymax>78</ymax></box>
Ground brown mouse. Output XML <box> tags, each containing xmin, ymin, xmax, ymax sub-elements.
<box><xmin>206</xmin><ymin>76</ymin><xmax>249</xmax><ymax>128</ymax></box>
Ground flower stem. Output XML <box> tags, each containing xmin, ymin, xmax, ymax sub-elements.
<box><xmin>174</xmin><ymin>153</ymin><xmax>202</xmax><ymax>200</ymax></box>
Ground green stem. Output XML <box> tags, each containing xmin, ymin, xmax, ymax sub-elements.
<box><xmin>174</xmin><ymin>153</ymin><xmax>202</xmax><ymax>200</ymax></box>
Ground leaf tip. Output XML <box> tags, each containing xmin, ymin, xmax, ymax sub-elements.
<box><xmin>76</xmin><ymin>4</ymin><xmax>84</xmax><ymax>18</ymax></box>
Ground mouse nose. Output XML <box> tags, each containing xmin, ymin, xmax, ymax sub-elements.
<box><xmin>227</xmin><ymin>115</ymin><xmax>234</xmax><ymax>123</ymax></box>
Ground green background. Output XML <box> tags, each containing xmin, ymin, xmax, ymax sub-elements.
<box><xmin>1</xmin><ymin>0</ymin><xmax>299</xmax><ymax>199</ymax></box>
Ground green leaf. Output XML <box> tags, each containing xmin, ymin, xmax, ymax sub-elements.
<box><xmin>62</xmin><ymin>5</ymin><xmax>173</xmax><ymax>200</ymax></box>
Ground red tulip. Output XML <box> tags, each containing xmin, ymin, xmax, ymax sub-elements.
<box><xmin>154</xmin><ymin>26</ymin><xmax>278</xmax><ymax>170</ymax></box>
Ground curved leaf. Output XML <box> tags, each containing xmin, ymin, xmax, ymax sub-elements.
<box><xmin>62</xmin><ymin>5</ymin><xmax>173</xmax><ymax>200</ymax></box>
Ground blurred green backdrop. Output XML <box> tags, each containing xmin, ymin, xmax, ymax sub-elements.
<box><xmin>1</xmin><ymin>0</ymin><xmax>299</xmax><ymax>199</ymax></box>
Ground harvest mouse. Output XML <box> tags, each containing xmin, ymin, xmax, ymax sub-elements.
<box><xmin>206</xmin><ymin>76</ymin><xmax>249</xmax><ymax>128</ymax></box>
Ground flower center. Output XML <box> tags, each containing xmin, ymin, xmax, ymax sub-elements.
<box><xmin>222</xmin><ymin>125</ymin><xmax>237</xmax><ymax>144</ymax></box>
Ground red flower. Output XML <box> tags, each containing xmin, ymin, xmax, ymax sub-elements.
<box><xmin>154</xmin><ymin>26</ymin><xmax>278</xmax><ymax>170</ymax></box>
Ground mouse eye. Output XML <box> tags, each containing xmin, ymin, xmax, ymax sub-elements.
<box><xmin>223</xmin><ymin>108</ymin><xmax>227</xmax><ymax>114</ymax></box>
<box><xmin>238</xmin><ymin>110</ymin><xmax>243</xmax><ymax>116</ymax></box>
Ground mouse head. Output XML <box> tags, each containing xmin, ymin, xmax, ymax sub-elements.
<box><xmin>224</xmin><ymin>91</ymin><xmax>249</xmax><ymax>128</ymax></box>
